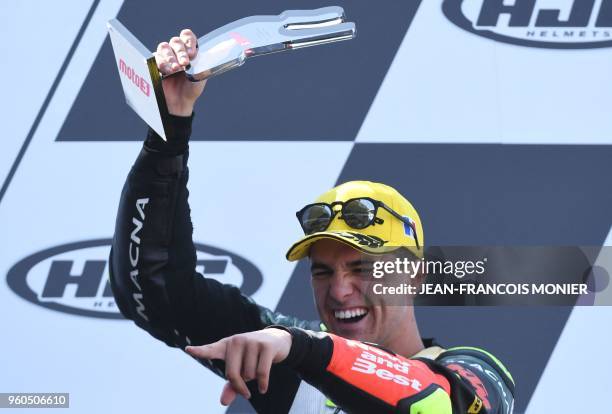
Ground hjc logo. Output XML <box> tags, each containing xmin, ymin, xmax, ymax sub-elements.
<box><xmin>7</xmin><ymin>240</ymin><xmax>262</xmax><ymax>319</ymax></box>
<box><xmin>119</xmin><ymin>58</ymin><xmax>151</xmax><ymax>96</ymax></box>
<box><xmin>443</xmin><ymin>0</ymin><xmax>612</xmax><ymax>48</ymax></box>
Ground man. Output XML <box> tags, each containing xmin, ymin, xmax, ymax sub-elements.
<box><xmin>110</xmin><ymin>29</ymin><xmax>514</xmax><ymax>413</ymax></box>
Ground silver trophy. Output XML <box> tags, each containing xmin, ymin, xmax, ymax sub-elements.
<box><xmin>107</xmin><ymin>7</ymin><xmax>356</xmax><ymax>140</ymax></box>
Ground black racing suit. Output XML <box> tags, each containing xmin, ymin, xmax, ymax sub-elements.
<box><xmin>109</xmin><ymin>114</ymin><xmax>515</xmax><ymax>413</ymax></box>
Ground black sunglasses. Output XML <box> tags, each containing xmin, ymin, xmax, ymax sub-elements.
<box><xmin>295</xmin><ymin>197</ymin><xmax>420</xmax><ymax>250</ymax></box>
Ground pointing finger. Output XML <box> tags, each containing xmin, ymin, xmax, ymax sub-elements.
<box><xmin>185</xmin><ymin>342</ymin><xmax>226</xmax><ymax>360</ymax></box>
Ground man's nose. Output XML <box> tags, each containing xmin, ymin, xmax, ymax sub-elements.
<box><xmin>328</xmin><ymin>271</ymin><xmax>355</xmax><ymax>302</ymax></box>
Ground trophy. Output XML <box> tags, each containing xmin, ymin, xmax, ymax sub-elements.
<box><xmin>107</xmin><ymin>7</ymin><xmax>356</xmax><ymax>140</ymax></box>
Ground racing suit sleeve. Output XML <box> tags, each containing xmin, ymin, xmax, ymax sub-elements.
<box><xmin>278</xmin><ymin>327</ymin><xmax>515</xmax><ymax>414</ymax></box>
<box><xmin>108</xmin><ymin>114</ymin><xmax>319</xmax><ymax>412</ymax></box>
<box><xmin>109</xmin><ymin>114</ymin><xmax>264</xmax><ymax>354</ymax></box>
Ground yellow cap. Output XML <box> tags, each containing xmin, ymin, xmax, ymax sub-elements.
<box><xmin>286</xmin><ymin>181</ymin><xmax>424</xmax><ymax>261</ymax></box>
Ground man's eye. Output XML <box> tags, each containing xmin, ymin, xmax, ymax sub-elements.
<box><xmin>354</xmin><ymin>268</ymin><xmax>373</xmax><ymax>276</ymax></box>
<box><xmin>312</xmin><ymin>271</ymin><xmax>332</xmax><ymax>279</ymax></box>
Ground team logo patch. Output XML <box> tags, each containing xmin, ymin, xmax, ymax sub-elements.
<box><xmin>326</xmin><ymin>335</ymin><xmax>450</xmax><ymax>407</ymax></box>
<box><xmin>468</xmin><ymin>395</ymin><xmax>484</xmax><ymax>413</ymax></box>
<box><xmin>447</xmin><ymin>363</ymin><xmax>492</xmax><ymax>411</ymax></box>
<box><xmin>338</xmin><ymin>232</ymin><xmax>387</xmax><ymax>248</ymax></box>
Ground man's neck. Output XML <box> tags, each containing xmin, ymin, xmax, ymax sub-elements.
<box><xmin>387</xmin><ymin>314</ymin><xmax>425</xmax><ymax>358</ymax></box>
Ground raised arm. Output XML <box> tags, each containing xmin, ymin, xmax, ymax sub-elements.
<box><xmin>109</xmin><ymin>28</ymin><xmax>316</xmax><ymax>356</ymax></box>
<box><xmin>109</xmin><ymin>28</ymin><xmax>324</xmax><ymax>413</ymax></box>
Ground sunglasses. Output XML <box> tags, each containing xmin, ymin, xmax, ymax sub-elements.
<box><xmin>296</xmin><ymin>197</ymin><xmax>420</xmax><ymax>250</ymax></box>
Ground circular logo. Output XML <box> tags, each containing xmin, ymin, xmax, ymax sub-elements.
<box><xmin>443</xmin><ymin>0</ymin><xmax>612</xmax><ymax>49</ymax></box>
<box><xmin>7</xmin><ymin>239</ymin><xmax>262</xmax><ymax>319</ymax></box>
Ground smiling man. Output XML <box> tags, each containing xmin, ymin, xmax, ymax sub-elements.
<box><xmin>286</xmin><ymin>181</ymin><xmax>427</xmax><ymax>361</ymax></box>
<box><xmin>109</xmin><ymin>29</ymin><xmax>515</xmax><ymax>413</ymax></box>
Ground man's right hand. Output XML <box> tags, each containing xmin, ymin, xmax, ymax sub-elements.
<box><xmin>155</xmin><ymin>29</ymin><xmax>206</xmax><ymax>116</ymax></box>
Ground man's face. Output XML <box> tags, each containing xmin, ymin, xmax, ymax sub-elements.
<box><xmin>309</xmin><ymin>239</ymin><xmax>413</xmax><ymax>347</ymax></box>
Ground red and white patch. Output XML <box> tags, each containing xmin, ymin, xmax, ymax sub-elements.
<box><xmin>325</xmin><ymin>334</ymin><xmax>450</xmax><ymax>406</ymax></box>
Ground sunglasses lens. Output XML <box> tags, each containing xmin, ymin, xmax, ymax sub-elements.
<box><xmin>343</xmin><ymin>199</ymin><xmax>376</xmax><ymax>229</ymax></box>
<box><xmin>301</xmin><ymin>204</ymin><xmax>333</xmax><ymax>234</ymax></box>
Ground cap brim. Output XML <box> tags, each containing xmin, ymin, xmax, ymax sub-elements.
<box><xmin>285</xmin><ymin>231</ymin><xmax>402</xmax><ymax>261</ymax></box>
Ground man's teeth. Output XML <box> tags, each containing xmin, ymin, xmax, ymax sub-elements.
<box><xmin>334</xmin><ymin>308</ymin><xmax>368</xmax><ymax>320</ymax></box>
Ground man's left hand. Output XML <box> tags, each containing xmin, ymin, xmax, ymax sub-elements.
<box><xmin>185</xmin><ymin>328</ymin><xmax>292</xmax><ymax>405</ymax></box>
